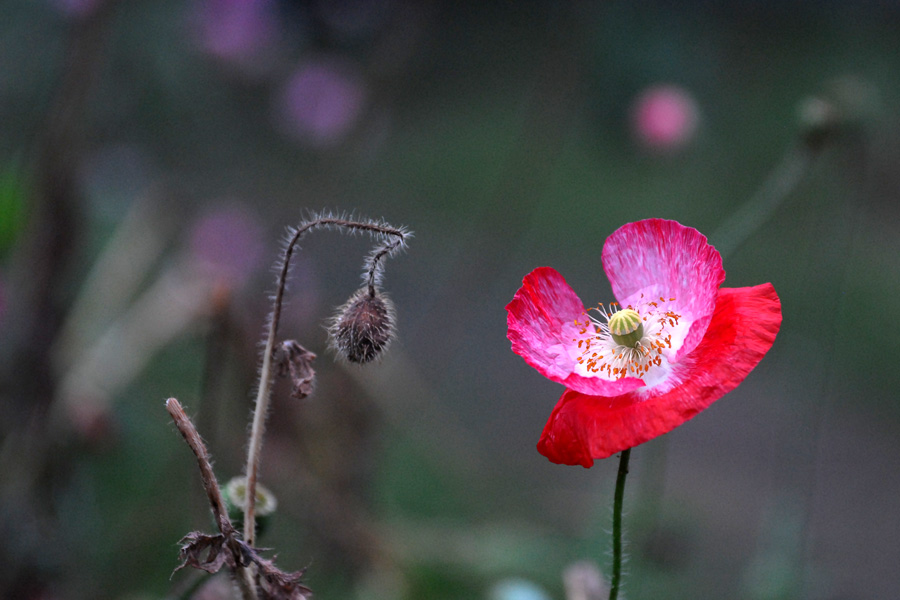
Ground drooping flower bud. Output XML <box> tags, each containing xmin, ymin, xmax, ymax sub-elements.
<box><xmin>797</xmin><ymin>96</ymin><xmax>840</xmax><ymax>150</ymax></box>
<box><xmin>329</xmin><ymin>287</ymin><xmax>395</xmax><ymax>363</ymax></box>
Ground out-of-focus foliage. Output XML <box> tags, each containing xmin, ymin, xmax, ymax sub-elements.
<box><xmin>1</xmin><ymin>1</ymin><xmax>900</xmax><ymax>599</ymax></box>
<box><xmin>0</xmin><ymin>161</ymin><xmax>26</xmax><ymax>254</ymax></box>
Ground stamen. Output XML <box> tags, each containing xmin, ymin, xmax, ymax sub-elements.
<box><xmin>576</xmin><ymin>296</ymin><xmax>681</xmax><ymax>381</ymax></box>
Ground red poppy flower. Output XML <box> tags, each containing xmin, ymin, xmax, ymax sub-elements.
<box><xmin>506</xmin><ymin>219</ymin><xmax>781</xmax><ymax>467</ymax></box>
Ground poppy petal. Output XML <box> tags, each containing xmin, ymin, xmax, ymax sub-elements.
<box><xmin>602</xmin><ymin>219</ymin><xmax>725</xmax><ymax>362</ymax></box>
<box><xmin>507</xmin><ymin>267</ymin><xmax>644</xmax><ymax>397</ymax></box>
<box><xmin>537</xmin><ymin>283</ymin><xmax>781</xmax><ymax>467</ymax></box>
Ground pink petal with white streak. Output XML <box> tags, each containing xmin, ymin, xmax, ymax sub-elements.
<box><xmin>602</xmin><ymin>219</ymin><xmax>724</xmax><ymax>362</ymax></box>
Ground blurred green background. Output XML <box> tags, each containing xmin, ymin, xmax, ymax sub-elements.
<box><xmin>2</xmin><ymin>1</ymin><xmax>900</xmax><ymax>599</ymax></box>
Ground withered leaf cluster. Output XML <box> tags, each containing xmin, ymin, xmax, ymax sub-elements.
<box><xmin>176</xmin><ymin>531</ymin><xmax>313</xmax><ymax>599</ymax></box>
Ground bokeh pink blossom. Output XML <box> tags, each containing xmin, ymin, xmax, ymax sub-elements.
<box><xmin>631</xmin><ymin>84</ymin><xmax>700</xmax><ymax>152</ymax></box>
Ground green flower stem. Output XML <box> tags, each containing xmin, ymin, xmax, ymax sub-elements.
<box><xmin>609</xmin><ymin>448</ymin><xmax>631</xmax><ymax>600</ymax></box>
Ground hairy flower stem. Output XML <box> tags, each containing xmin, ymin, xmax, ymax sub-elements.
<box><xmin>243</xmin><ymin>216</ymin><xmax>407</xmax><ymax>547</ymax></box>
<box><xmin>165</xmin><ymin>398</ymin><xmax>257</xmax><ymax>600</ymax></box>
<box><xmin>608</xmin><ymin>448</ymin><xmax>631</xmax><ymax>600</ymax></box>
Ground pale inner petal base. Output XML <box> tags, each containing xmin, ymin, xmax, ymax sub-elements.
<box><xmin>570</xmin><ymin>291</ymin><xmax>689</xmax><ymax>393</ymax></box>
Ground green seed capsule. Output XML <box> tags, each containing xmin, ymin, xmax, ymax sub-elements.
<box><xmin>608</xmin><ymin>309</ymin><xmax>644</xmax><ymax>348</ymax></box>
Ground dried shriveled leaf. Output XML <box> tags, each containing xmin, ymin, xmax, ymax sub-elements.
<box><xmin>256</xmin><ymin>557</ymin><xmax>314</xmax><ymax>600</ymax></box>
<box><xmin>175</xmin><ymin>532</ymin><xmax>232</xmax><ymax>574</ymax></box>
<box><xmin>174</xmin><ymin>530</ymin><xmax>313</xmax><ymax>598</ymax></box>
<box><xmin>275</xmin><ymin>340</ymin><xmax>316</xmax><ymax>399</ymax></box>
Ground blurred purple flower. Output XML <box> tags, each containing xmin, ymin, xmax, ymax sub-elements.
<box><xmin>188</xmin><ymin>204</ymin><xmax>265</xmax><ymax>288</ymax></box>
<box><xmin>631</xmin><ymin>85</ymin><xmax>699</xmax><ymax>152</ymax></box>
<box><xmin>193</xmin><ymin>0</ymin><xmax>280</xmax><ymax>69</ymax></box>
<box><xmin>50</xmin><ymin>0</ymin><xmax>103</xmax><ymax>18</ymax></box>
<box><xmin>275</xmin><ymin>59</ymin><xmax>367</xmax><ymax>147</ymax></box>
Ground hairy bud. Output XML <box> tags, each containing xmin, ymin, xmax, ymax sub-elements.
<box><xmin>329</xmin><ymin>287</ymin><xmax>395</xmax><ymax>363</ymax></box>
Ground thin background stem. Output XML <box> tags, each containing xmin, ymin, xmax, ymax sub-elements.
<box><xmin>608</xmin><ymin>448</ymin><xmax>631</xmax><ymax>600</ymax></box>
<box><xmin>242</xmin><ymin>216</ymin><xmax>407</xmax><ymax>547</ymax></box>
<box><xmin>632</xmin><ymin>141</ymin><xmax>816</xmax><ymax>587</ymax></box>
<box><xmin>710</xmin><ymin>144</ymin><xmax>812</xmax><ymax>257</ymax></box>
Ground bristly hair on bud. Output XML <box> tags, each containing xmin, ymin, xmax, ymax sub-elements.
<box><xmin>169</xmin><ymin>211</ymin><xmax>411</xmax><ymax>598</ymax></box>
<box><xmin>328</xmin><ymin>286</ymin><xmax>396</xmax><ymax>364</ymax></box>
<box><xmin>242</xmin><ymin>211</ymin><xmax>409</xmax><ymax>550</ymax></box>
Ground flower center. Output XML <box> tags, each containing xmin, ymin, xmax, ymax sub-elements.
<box><xmin>608</xmin><ymin>308</ymin><xmax>643</xmax><ymax>348</ymax></box>
<box><xmin>573</xmin><ymin>297</ymin><xmax>681</xmax><ymax>381</ymax></box>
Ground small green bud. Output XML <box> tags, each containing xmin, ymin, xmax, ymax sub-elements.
<box><xmin>223</xmin><ymin>476</ymin><xmax>277</xmax><ymax>537</ymax></box>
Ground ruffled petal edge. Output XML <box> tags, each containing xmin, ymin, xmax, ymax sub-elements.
<box><xmin>537</xmin><ymin>282</ymin><xmax>782</xmax><ymax>467</ymax></box>
<box><xmin>602</xmin><ymin>219</ymin><xmax>725</xmax><ymax>363</ymax></box>
<box><xmin>507</xmin><ymin>267</ymin><xmax>644</xmax><ymax>397</ymax></box>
